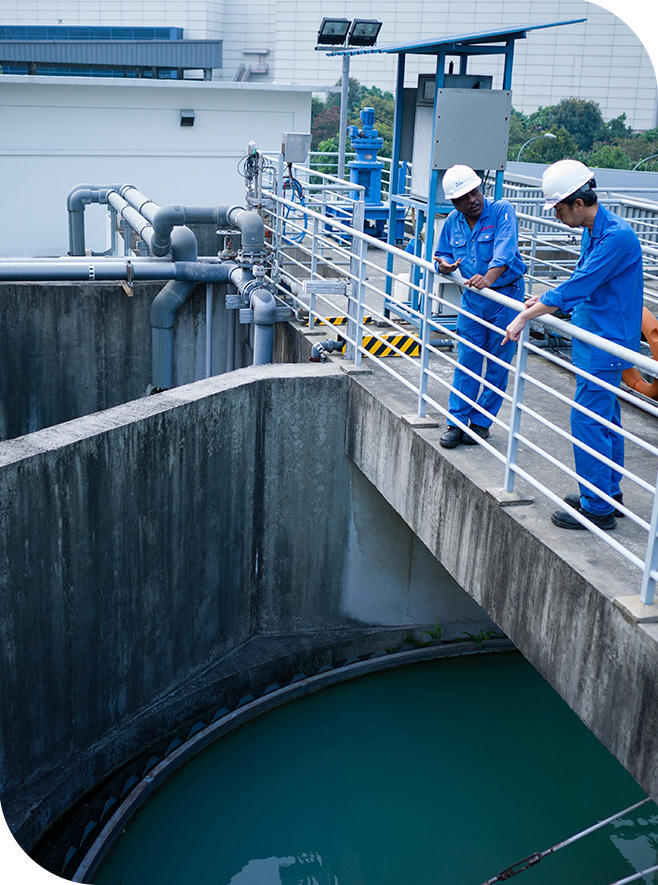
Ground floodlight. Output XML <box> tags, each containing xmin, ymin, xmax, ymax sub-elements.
<box><xmin>347</xmin><ymin>19</ymin><xmax>382</xmax><ymax>47</ymax></box>
<box><xmin>316</xmin><ymin>18</ymin><xmax>351</xmax><ymax>46</ymax></box>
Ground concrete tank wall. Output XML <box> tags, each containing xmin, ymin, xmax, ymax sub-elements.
<box><xmin>0</xmin><ymin>280</ymin><xmax>255</xmax><ymax>440</ymax></box>
<box><xmin>0</xmin><ymin>364</ymin><xmax>492</xmax><ymax>852</ymax></box>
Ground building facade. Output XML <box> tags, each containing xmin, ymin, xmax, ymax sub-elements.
<box><xmin>0</xmin><ymin>0</ymin><xmax>656</xmax><ymax>128</ymax></box>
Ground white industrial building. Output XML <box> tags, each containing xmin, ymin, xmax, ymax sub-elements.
<box><xmin>0</xmin><ymin>0</ymin><xmax>656</xmax><ymax>128</ymax></box>
<box><xmin>0</xmin><ymin>76</ymin><xmax>312</xmax><ymax>256</ymax></box>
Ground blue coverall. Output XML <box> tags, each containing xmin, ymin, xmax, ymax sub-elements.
<box><xmin>435</xmin><ymin>199</ymin><xmax>527</xmax><ymax>429</ymax></box>
<box><xmin>540</xmin><ymin>203</ymin><xmax>643</xmax><ymax>515</ymax></box>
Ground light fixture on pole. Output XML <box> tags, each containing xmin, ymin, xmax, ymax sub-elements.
<box><xmin>316</xmin><ymin>18</ymin><xmax>382</xmax><ymax>181</ymax></box>
<box><xmin>347</xmin><ymin>19</ymin><xmax>382</xmax><ymax>47</ymax></box>
<box><xmin>316</xmin><ymin>18</ymin><xmax>351</xmax><ymax>47</ymax></box>
<box><xmin>516</xmin><ymin>132</ymin><xmax>557</xmax><ymax>162</ymax></box>
<box><xmin>632</xmin><ymin>152</ymin><xmax>658</xmax><ymax>171</ymax></box>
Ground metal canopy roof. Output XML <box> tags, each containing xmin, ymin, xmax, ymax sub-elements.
<box><xmin>326</xmin><ymin>19</ymin><xmax>585</xmax><ymax>56</ymax></box>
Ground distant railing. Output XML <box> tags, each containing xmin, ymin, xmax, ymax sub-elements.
<box><xmin>308</xmin><ymin>152</ymin><xmax>413</xmax><ymax>200</ymax></box>
<box><xmin>262</xmin><ymin>180</ymin><xmax>658</xmax><ymax>605</ymax></box>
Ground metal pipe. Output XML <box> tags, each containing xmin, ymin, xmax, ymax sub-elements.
<box><xmin>250</xmin><ymin>285</ymin><xmax>277</xmax><ymax>365</ymax></box>
<box><xmin>205</xmin><ymin>282</ymin><xmax>213</xmax><ymax>378</ymax></box>
<box><xmin>338</xmin><ymin>53</ymin><xmax>350</xmax><ymax>181</ymax></box>
<box><xmin>226</xmin><ymin>291</ymin><xmax>236</xmax><ymax>373</ymax></box>
<box><xmin>148</xmin><ymin>204</ymin><xmax>264</xmax><ymax>258</ymax></box>
<box><xmin>107</xmin><ymin>191</ymin><xmax>155</xmax><ymax>251</ymax></box>
<box><xmin>67</xmin><ymin>184</ymin><xmax>122</xmax><ymax>255</ymax></box>
<box><xmin>0</xmin><ymin>259</ymin><xmax>227</xmax><ymax>283</ymax></box>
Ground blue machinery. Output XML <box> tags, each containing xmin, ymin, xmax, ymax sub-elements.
<box><xmin>326</xmin><ymin>20</ymin><xmax>585</xmax><ymax>322</ymax></box>
<box><xmin>348</xmin><ymin>107</ymin><xmax>405</xmax><ymax>240</ymax></box>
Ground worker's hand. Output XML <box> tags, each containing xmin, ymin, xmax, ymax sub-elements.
<box><xmin>464</xmin><ymin>273</ymin><xmax>490</xmax><ymax>290</ymax></box>
<box><xmin>435</xmin><ymin>257</ymin><xmax>461</xmax><ymax>274</ymax></box>
<box><xmin>502</xmin><ymin>313</ymin><xmax>527</xmax><ymax>345</ymax></box>
<box><xmin>524</xmin><ymin>294</ymin><xmax>541</xmax><ymax>307</ymax></box>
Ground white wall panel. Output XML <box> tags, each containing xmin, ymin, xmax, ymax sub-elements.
<box><xmin>0</xmin><ymin>77</ymin><xmax>311</xmax><ymax>256</ymax></box>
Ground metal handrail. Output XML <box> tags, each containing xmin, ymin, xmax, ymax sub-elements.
<box><xmin>265</xmin><ymin>184</ymin><xmax>658</xmax><ymax>604</ymax></box>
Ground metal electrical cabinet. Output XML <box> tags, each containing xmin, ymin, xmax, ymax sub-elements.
<box><xmin>409</xmin><ymin>74</ymin><xmax>511</xmax><ymax>202</ymax></box>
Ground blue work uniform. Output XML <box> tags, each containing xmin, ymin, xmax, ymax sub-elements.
<box><xmin>540</xmin><ymin>203</ymin><xmax>643</xmax><ymax>515</ymax></box>
<box><xmin>435</xmin><ymin>199</ymin><xmax>526</xmax><ymax>429</ymax></box>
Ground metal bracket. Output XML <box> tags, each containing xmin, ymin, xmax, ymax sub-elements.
<box><xmin>121</xmin><ymin>260</ymin><xmax>134</xmax><ymax>297</ymax></box>
<box><xmin>303</xmin><ymin>279</ymin><xmax>349</xmax><ymax>296</ymax></box>
<box><xmin>239</xmin><ymin>306</ymin><xmax>293</xmax><ymax>324</ymax></box>
<box><xmin>226</xmin><ymin>294</ymin><xmax>245</xmax><ymax>309</ymax></box>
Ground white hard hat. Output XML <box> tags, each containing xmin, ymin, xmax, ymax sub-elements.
<box><xmin>542</xmin><ymin>159</ymin><xmax>594</xmax><ymax>210</ymax></box>
<box><xmin>442</xmin><ymin>165</ymin><xmax>482</xmax><ymax>200</ymax></box>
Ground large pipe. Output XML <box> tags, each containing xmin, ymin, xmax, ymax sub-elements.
<box><xmin>250</xmin><ymin>285</ymin><xmax>277</xmax><ymax>365</ymax></box>
<box><xmin>106</xmin><ymin>191</ymin><xmax>156</xmax><ymax>252</ymax></box>
<box><xmin>0</xmin><ymin>260</ymin><xmax>226</xmax><ymax>283</ymax></box>
<box><xmin>147</xmin><ymin>204</ymin><xmax>265</xmax><ymax>258</ymax></box>
<box><xmin>67</xmin><ymin>185</ymin><xmax>265</xmax><ymax>262</ymax></box>
<box><xmin>67</xmin><ymin>184</ymin><xmax>123</xmax><ymax>255</ymax></box>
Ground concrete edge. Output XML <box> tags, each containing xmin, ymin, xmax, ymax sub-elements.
<box><xmin>0</xmin><ymin>362</ymin><xmax>344</xmax><ymax>466</ymax></box>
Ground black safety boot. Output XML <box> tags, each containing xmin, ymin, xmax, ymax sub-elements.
<box><xmin>564</xmin><ymin>491</ymin><xmax>624</xmax><ymax>517</ymax></box>
<box><xmin>461</xmin><ymin>424</ymin><xmax>490</xmax><ymax>445</ymax></box>
<box><xmin>551</xmin><ymin>506</ymin><xmax>617</xmax><ymax>531</ymax></box>
<box><xmin>439</xmin><ymin>426</ymin><xmax>462</xmax><ymax>448</ymax></box>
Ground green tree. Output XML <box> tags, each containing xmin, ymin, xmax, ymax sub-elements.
<box><xmin>529</xmin><ymin>98</ymin><xmax>606</xmax><ymax>152</ymax></box>
<box><xmin>583</xmin><ymin>144</ymin><xmax>633</xmax><ymax>170</ymax></box>
<box><xmin>516</xmin><ymin>126</ymin><xmax>577</xmax><ymax>163</ymax></box>
<box><xmin>605</xmin><ymin>113</ymin><xmax>632</xmax><ymax>141</ymax></box>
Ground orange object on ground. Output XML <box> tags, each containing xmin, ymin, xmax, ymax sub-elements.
<box><xmin>622</xmin><ymin>307</ymin><xmax>658</xmax><ymax>399</ymax></box>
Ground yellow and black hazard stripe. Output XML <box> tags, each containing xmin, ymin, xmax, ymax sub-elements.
<box><xmin>360</xmin><ymin>333</ymin><xmax>420</xmax><ymax>357</ymax></box>
<box><xmin>305</xmin><ymin>315</ymin><xmax>373</xmax><ymax>327</ymax></box>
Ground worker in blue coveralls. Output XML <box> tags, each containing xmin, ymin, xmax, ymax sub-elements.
<box><xmin>503</xmin><ymin>160</ymin><xmax>643</xmax><ymax>532</ymax></box>
<box><xmin>434</xmin><ymin>165</ymin><xmax>527</xmax><ymax>449</ymax></box>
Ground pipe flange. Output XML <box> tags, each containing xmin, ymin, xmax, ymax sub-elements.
<box><xmin>235</xmin><ymin>250</ymin><xmax>267</xmax><ymax>268</ymax></box>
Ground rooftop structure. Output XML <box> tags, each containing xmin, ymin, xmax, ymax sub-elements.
<box><xmin>0</xmin><ymin>25</ymin><xmax>221</xmax><ymax>79</ymax></box>
<box><xmin>0</xmin><ymin>0</ymin><xmax>655</xmax><ymax>127</ymax></box>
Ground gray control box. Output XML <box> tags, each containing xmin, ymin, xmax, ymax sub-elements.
<box><xmin>432</xmin><ymin>89</ymin><xmax>512</xmax><ymax>171</ymax></box>
<box><xmin>281</xmin><ymin>132</ymin><xmax>312</xmax><ymax>164</ymax></box>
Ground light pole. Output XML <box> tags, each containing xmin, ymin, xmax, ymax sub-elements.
<box><xmin>516</xmin><ymin>132</ymin><xmax>557</xmax><ymax>162</ymax></box>
<box><xmin>316</xmin><ymin>18</ymin><xmax>382</xmax><ymax>180</ymax></box>
<box><xmin>338</xmin><ymin>53</ymin><xmax>350</xmax><ymax>181</ymax></box>
<box><xmin>632</xmin><ymin>152</ymin><xmax>658</xmax><ymax>171</ymax></box>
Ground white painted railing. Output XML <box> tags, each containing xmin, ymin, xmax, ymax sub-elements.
<box><xmin>263</xmin><ymin>186</ymin><xmax>658</xmax><ymax>605</ymax></box>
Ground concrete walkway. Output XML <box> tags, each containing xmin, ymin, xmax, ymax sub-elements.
<box><xmin>291</xmin><ymin>241</ymin><xmax>658</xmax><ymax>603</ymax></box>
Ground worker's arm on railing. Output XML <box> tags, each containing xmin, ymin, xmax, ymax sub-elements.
<box><xmin>503</xmin><ymin>300</ymin><xmax>559</xmax><ymax>344</ymax></box>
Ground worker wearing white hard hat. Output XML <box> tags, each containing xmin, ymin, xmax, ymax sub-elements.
<box><xmin>503</xmin><ymin>159</ymin><xmax>643</xmax><ymax>531</ymax></box>
<box><xmin>434</xmin><ymin>164</ymin><xmax>526</xmax><ymax>449</ymax></box>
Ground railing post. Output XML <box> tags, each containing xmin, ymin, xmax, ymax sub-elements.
<box><xmin>311</xmin><ymin>216</ymin><xmax>319</xmax><ymax>279</ymax></box>
<box><xmin>640</xmin><ymin>469</ymin><xmax>658</xmax><ymax>605</ymax></box>
<box><xmin>347</xmin><ymin>201</ymin><xmax>365</xmax><ymax>362</ymax></box>
<box><xmin>528</xmin><ymin>234</ymin><xmax>537</xmax><ymax>296</ymax></box>
<box><xmin>418</xmin><ymin>265</ymin><xmax>434</xmax><ymax>417</ymax></box>
<box><xmin>274</xmin><ymin>152</ymin><xmax>284</xmax><ymax>256</ymax></box>
<box><xmin>319</xmin><ymin>187</ymin><xmax>327</xmax><ymax>260</ymax></box>
<box><xmin>503</xmin><ymin>321</ymin><xmax>530</xmax><ymax>492</ymax></box>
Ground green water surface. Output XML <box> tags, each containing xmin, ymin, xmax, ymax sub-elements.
<box><xmin>95</xmin><ymin>653</ymin><xmax>657</xmax><ymax>885</ymax></box>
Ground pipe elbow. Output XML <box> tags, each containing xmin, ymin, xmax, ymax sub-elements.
<box><xmin>227</xmin><ymin>206</ymin><xmax>265</xmax><ymax>251</ymax></box>
<box><xmin>151</xmin><ymin>205</ymin><xmax>188</xmax><ymax>256</ymax></box>
<box><xmin>151</xmin><ymin>279</ymin><xmax>197</xmax><ymax>329</ymax></box>
<box><xmin>170</xmin><ymin>226</ymin><xmax>198</xmax><ymax>262</ymax></box>
<box><xmin>67</xmin><ymin>188</ymin><xmax>94</xmax><ymax>212</ymax></box>
<box><xmin>250</xmin><ymin>286</ymin><xmax>276</xmax><ymax>325</ymax></box>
